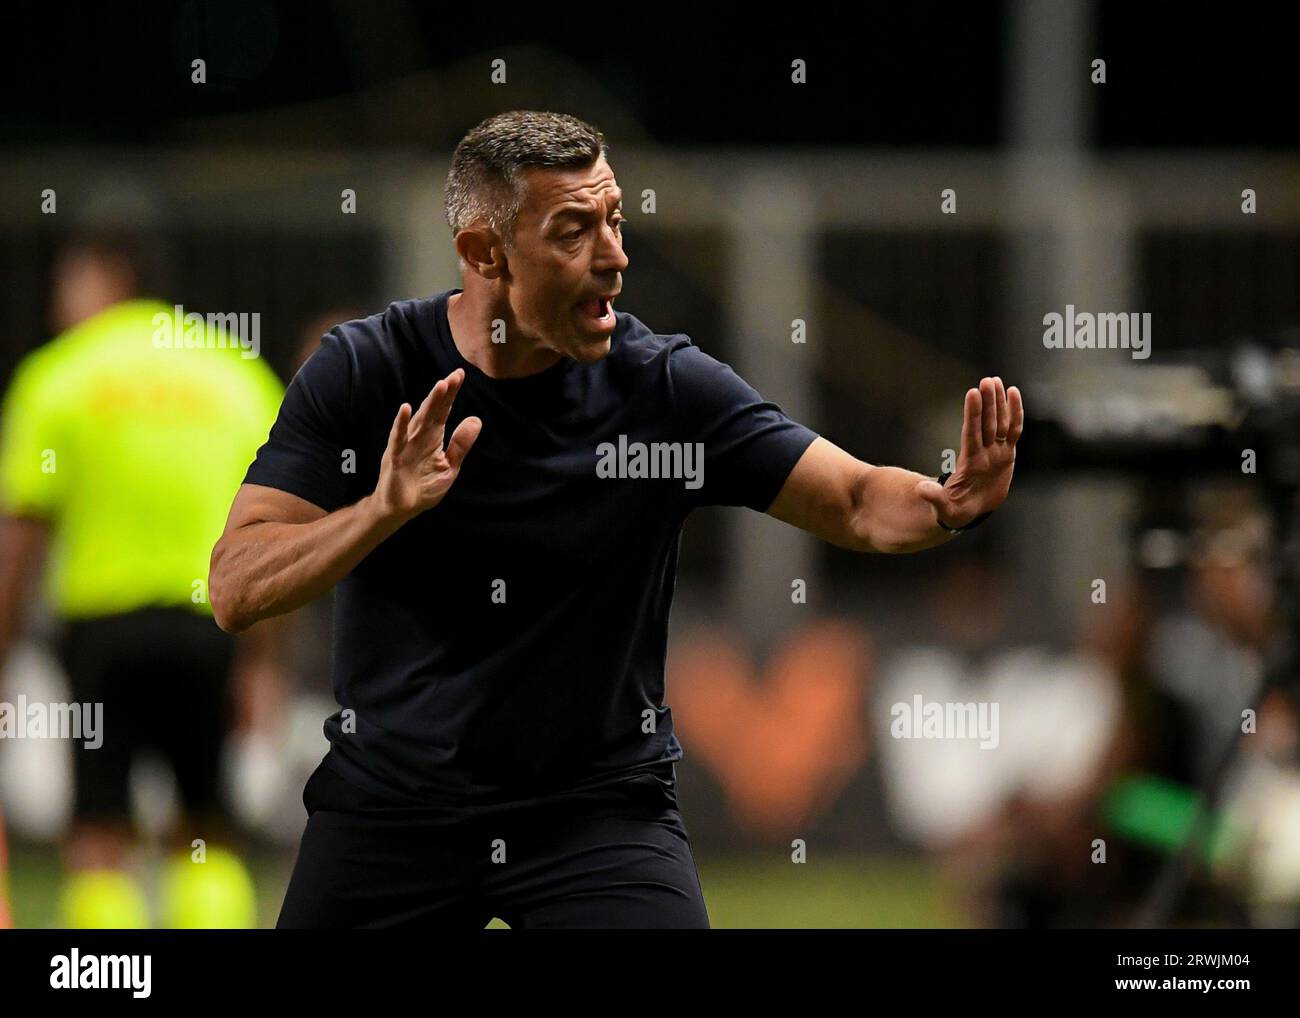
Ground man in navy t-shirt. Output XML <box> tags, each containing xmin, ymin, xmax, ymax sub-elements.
<box><xmin>210</xmin><ymin>111</ymin><xmax>1024</xmax><ymax>928</ymax></box>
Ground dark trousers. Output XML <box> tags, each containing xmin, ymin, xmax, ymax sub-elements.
<box><xmin>277</xmin><ymin>762</ymin><xmax>711</xmax><ymax>929</ymax></box>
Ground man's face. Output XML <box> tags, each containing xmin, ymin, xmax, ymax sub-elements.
<box><xmin>51</xmin><ymin>251</ymin><xmax>135</xmax><ymax>333</ymax></box>
<box><xmin>500</xmin><ymin>155</ymin><xmax>628</xmax><ymax>362</ymax></box>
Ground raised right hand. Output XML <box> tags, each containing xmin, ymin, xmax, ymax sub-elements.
<box><xmin>373</xmin><ymin>368</ymin><xmax>482</xmax><ymax>522</ymax></box>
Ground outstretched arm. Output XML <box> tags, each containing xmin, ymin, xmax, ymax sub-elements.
<box><xmin>766</xmin><ymin>376</ymin><xmax>1023</xmax><ymax>553</ymax></box>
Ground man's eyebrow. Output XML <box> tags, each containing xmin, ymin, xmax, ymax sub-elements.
<box><xmin>548</xmin><ymin>206</ymin><xmax>589</xmax><ymax>224</ymax></box>
<box><xmin>547</xmin><ymin>194</ymin><xmax>625</xmax><ymax>227</ymax></box>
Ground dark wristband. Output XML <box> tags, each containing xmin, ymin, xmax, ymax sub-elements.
<box><xmin>935</xmin><ymin>471</ymin><xmax>993</xmax><ymax>534</ymax></box>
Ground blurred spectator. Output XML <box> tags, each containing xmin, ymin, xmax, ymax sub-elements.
<box><xmin>879</xmin><ymin>486</ymin><xmax>1300</xmax><ymax>928</ymax></box>
<box><xmin>0</xmin><ymin>230</ymin><xmax>287</xmax><ymax>927</ymax></box>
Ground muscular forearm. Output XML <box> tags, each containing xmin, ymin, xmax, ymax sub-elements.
<box><xmin>769</xmin><ymin>381</ymin><xmax>1019</xmax><ymax>555</ymax></box>
<box><xmin>209</xmin><ymin>494</ymin><xmax>408</xmax><ymax>633</ymax></box>
<box><xmin>853</xmin><ymin>465</ymin><xmax>959</xmax><ymax>554</ymax></box>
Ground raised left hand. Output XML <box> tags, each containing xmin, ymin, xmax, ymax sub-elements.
<box><xmin>916</xmin><ymin>376</ymin><xmax>1023</xmax><ymax>530</ymax></box>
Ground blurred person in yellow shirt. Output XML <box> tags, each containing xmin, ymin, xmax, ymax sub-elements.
<box><xmin>0</xmin><ymin>231</ymin><xmax>285</xmax><ymax>927</ymax></box>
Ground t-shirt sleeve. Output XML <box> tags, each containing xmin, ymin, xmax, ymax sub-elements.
<box><xmin>242</xmin><ymin>329</ymin><xmax>355</xmax><ymax>513</ymax></box>
<box><xmin>0</xmin><ymin>349</ymin><xmax>67</xmax><ymax>519</ymax></box>
<box><xmin>669</xmin><ymin>341</ymin><xmax>819</xmax><ymax>512</ymax></box>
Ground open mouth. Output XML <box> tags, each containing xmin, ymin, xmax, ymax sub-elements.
<box><xmin>577</xmin><ymin>296</ymin><xmax>614</xmax><ymax>325</ymax></box>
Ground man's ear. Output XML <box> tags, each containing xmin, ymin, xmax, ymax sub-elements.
<box><xmin>455</xmin><ymin>224</ymin><xmax>508</xmax><ymax>281</ymax></box>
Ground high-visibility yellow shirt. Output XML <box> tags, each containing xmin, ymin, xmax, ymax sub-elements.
<box><xmin>0</xmin><ymin>299</ymin><xmax>285</xmax><ymax>618</ymax></box>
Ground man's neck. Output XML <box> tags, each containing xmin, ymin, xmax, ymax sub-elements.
<box><xmin>447</xmin><ymin>290</ymin><xmax>563</xmax><ymax>379</ymax></box>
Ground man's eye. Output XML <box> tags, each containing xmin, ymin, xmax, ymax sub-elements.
<box><xmin>563</xmin><ymin>228</ymin><xmax>584</xmax><ymax>241</ymax></box>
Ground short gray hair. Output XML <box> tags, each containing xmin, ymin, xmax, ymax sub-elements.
<box><xmin>444</xmin><ymin>111</ymin><xmax>609</xmax><ymax>250</ymax></box>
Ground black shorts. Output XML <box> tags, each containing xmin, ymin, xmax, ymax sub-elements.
<box><xmin>55</xmin><ymin>606</ymin><xmax>235</xmax><ymax>823</ymax></box>
<box><xmin>277</xmin><ymin>758</ymin><xmax>711</xmax><ymax>929</ymax></box>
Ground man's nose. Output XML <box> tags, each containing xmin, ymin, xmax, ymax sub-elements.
<box><xmin>594</xmin><ymin>221</ymin><xmax>629</xmax><ymax>272</ymax></box>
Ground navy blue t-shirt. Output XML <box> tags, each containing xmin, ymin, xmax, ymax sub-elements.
<box><xmin>243</xmin><ymin>288</ymin><xmax>819</xmax><ymax>809</ymax></box>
